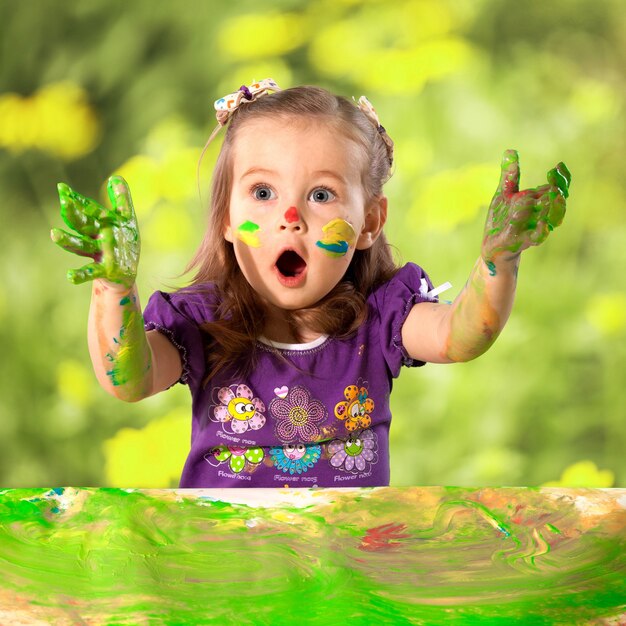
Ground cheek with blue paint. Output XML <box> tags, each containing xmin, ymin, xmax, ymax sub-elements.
<box><xmin>316</xmin><ymin>218</ymin><xmax>357</xmax><ymax>258</ymax></box>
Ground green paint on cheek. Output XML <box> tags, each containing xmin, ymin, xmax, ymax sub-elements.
<box><xmin>237</xmin><ymin>220</ymin><xmax>261</xmax><ymax>247</ymax></box>
<box><xmin>486</xmin><ymin>261</ymin><xmax>496</xmax><ymax>276</ymax></box>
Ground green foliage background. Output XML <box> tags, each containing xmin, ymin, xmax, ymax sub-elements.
<box><xmin>0</xmin><ymin>0</ymin><xmax>624</xmax><ymax>488</ymax></box>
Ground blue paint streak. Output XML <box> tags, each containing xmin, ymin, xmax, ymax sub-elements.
<box><xmin>316</xmin><ymin>240</ymin><xmax>348</xmax><ymax>255</ymax></box>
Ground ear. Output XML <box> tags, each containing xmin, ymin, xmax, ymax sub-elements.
<box><xmin>356</xmin><ymin>195</ymin><xmax>388</xmax><ymax>250</ymax></box>
<box><xmin>223</xmin><ymin>216</ymin><xmax>233</xmax><ymax>243</ymax></box>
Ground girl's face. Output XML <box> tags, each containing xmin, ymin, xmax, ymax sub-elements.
<box><xmin>225</xmin><ymin>116</ymin><xmax>386</xmax><ymax>313</ymax></box>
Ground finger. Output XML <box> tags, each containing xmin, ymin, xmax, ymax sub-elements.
<box><xmin>50</xmin><ymin>227</ymin><xmax>102</xmax><ymax>259</ymax></box>
<box><xmin>547</xmin><ymin>162</ymin><xmax>571</xmax><ymax>199</ymax></box>
<box><xmin>535</xmin><ymin>186</ymin><xmax>567</xmax><ymax>230</ymax></box>
<box><xmin>58</xmin><ymin>183</ymin><xmax>113</xmax><ymax>237</ymax></box>
<box><xmin>528</xmin><ymin>219</ymin><xmax>550</xmax><ymax>246</ymax></box>
<box><xmin>497</xmin><ymin>149</ymin><xmax>520</xmax><ymax>197</ymax></box>
<box><xmin>67</xmin><ymin>262</ymin><xmax>107</xmax><ymax>285</ymax></box>
<box><xmin>107</xmin><ymin>175</ymin><xmax>136</xmax><ymax>221</ymax></box>
<box><xmin>548</xmin><ymin>191</ymin><xmax>566</xmax><ymax>229</ymax></box>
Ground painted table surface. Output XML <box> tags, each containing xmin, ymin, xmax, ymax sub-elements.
<box><xmin>0</xmin><ymin>487</ymin><xmax>624</xmax><ymax>625</ymax></box>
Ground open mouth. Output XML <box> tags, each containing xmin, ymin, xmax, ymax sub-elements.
<box><xmin>275</xmin><ymin>249</ymin><xmax>307</xmax><ymax>278</ymax></box>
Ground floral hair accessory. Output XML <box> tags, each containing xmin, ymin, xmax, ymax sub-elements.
<box><xmin>214</xmin><ymin>78</ymin><xmax>282</xmax><ymax>127</ymax></box>
<box><xmin>354</xmin><ymin>95</ymin><xmax>394</xmax><ymax>168</ymax></box>
<box><xmin>198</xmin><ymin>79</ymin><xmax>282</xmax><ymax>197</ymax></box>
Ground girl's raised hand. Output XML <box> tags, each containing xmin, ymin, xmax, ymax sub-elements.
<box><xmin>482</xmin><ymin>150</ymin><xmax>571</xmax><ymax>263</ymax></box>
<box><xmin>50</xmin><ymin>176</ymin><xmax>140</xmax><ymax>289</ymax></box>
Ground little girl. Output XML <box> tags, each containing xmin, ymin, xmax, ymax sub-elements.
<box><xmin>50</xmin><ymin>79</ymin><xmax>571</xmax><ymax>488</ymax></box>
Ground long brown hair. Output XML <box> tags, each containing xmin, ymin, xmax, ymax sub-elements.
<box><xmin>182</xmin><ymin>86</ymin><xmax>401</xmax><ymax>387</ymax></box>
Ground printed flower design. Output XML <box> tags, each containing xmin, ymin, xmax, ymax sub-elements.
<box><xmin>270</xmin><ymin>443</ymin><xmax>322</xmax><ymax>475</ymax></box>
<box><xmin>334</xmin><ymin>381</ymin><xmax>375</xmax><ymax>432</ymax></box>
<box><xmin>269</xmin><ymin>385</ymin><xmax>328</xmax><ymax>443</ymax></box>
<box><xmin>204</xmin><ymin>445</ymin><xmax>265</xmax><ymax>474</ymax></box>
<box><xmin>210</xmin><ymin>384</ymin><xmax>266</xmax><ymax>434</ymax></box>
<box><xmin>328</xmin><ymin>429</ymin><xmax>378</xmax><ymax>474</ymax></box>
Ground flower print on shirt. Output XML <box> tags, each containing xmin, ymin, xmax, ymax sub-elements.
<box><xmin>204</xmin><ymin>445</ymin><xmax>265</xmax><ymax>474</ymax></box>
<box><xmin>334</xmin><ymin>380</ymin><xmax>375</xmax><ymax>432</ymax></box>
<box><xmin>209</xmin><ymin>384</ymin><xmax>266</xmax><ymax>435</ymax></box>
<box><xmin>269</xmin><ymin>385</ymin><xmax>328</xmax><ymax>444</ymax></box>
<box><xmin>328</xmin><ymin>429</ymin><xmax>378</xmax><ymax>474</ymax></box>
<box><xmin>270</xmin><ymin>443</ymin><xmax>322</xmax><ymax>475</ymax></box>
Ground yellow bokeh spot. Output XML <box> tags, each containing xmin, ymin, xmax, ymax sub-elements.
<box><xmin>144</xmin><ymin>115</ymin><xmax>193</xmax><ymax>156</ymax></box>
<box><xmin>103</xmin><ymin>407</ymin><xmax>190</xmax><ymax>488</ymax></box>
<box><xmin>111</xmin><ymin>118</ymin><xmax>206</xmax><ymax>218</ymax></box>
<box><xmin>110</xmin><ymin>155</ymin><xmax>161</xmax><ymax>218</ymax></box>
<box><xmin>216</xmin><ymin>60</ymin><xmax>293</xmax><ymax>100</ymax></box>
<box><xmin>570</xmin><ymin>79</ymin><xmax>620</xmax><ymax>124</ymax></box>
<box><xmin>218</xmin><ymin>12</ymin><xmax>307</xmax><ymax>60</ymax></box>
<box><xmin>408</xmin><ymin>163</ymin><xmax>495</xmax><ymax>231</ymax></box>
<box><xmin>585</xmin><ymin>293</ymin><xmax>626</xmax><ymax>336</ymax></box>
<box><xmin>159</xmin><ymin>148</ymin><xmax>202</xmax><ymax>203</ymax></box>
<box><xmin>56</xmin><ymin>359</ymin><xmax>93</xmax><ymax>408</ymax></box>
<box><xmin>309</xmin><ymin>0</ymin><xmax>475</xmax><ymax>94</ymax></box>
<box><xmin>0</xmin><ymin>81</ymin><xmax>100</xmax><ymax>159</ymax></box>
<box><xmin>542</xmin><ymin>460</ymin><xmax>615</xmax><ymax>488</ymax></box>
<box><xmin>144</xmin><ymin>204</ymin><xmax>194</xmax><ymax>251</ymax></box>
<box><xmin>394</xmin><ymin>138</ymin><xmax>434</xmax><ymax>177</ymax></box>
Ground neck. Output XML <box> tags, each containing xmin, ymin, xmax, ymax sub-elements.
<box><xmin>262</xmin><ymin>305</ymin><xmax>320</xmax><ymax>344</ymax></box>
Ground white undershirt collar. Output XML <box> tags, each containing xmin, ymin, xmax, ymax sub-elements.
<box><xmin>257</xmin><ymin>334</ymin><xmax>329</xmax><ymax>351</ymax></box>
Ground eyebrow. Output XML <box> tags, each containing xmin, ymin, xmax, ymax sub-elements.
<box><xmin>240</xmin><ymin>167</ymin><xmax>347</xmax><ymax>185</ymax></box>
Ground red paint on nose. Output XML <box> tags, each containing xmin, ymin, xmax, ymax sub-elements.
<box><xmin>284</xmin><ymin>206</ymin><xmax>299</xmax><ymax>223</ymax></box>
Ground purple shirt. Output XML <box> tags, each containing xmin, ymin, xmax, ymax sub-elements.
<box><xmin>143</xmin><ymin>262</ymin><xmax>437</xmax><ymax>488</ymax></box>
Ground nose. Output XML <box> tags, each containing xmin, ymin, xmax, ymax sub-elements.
<box><xmin>280</xmin><ymin>206</ymin><xmax>305</xmax><ymax>232</ymax></box>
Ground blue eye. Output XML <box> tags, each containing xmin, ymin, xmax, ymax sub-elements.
<box><xmin>309</xmin><ymin>187</ymin><xmax>336</xmax><ymax>203</ymax></box>
<box><xmin>253</xmin><ymin>186</ymin><xmax>275</xmax><ymax>201</ymax></box>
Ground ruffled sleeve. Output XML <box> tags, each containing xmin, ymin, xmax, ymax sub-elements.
<box><xmin>142</xmin><ymin>288</ymin><xmax>213</xmax><ymax>390</ymax></box>
<box><xmin>373</xmin><ymin>262</ymin><xmax>442</xmax><ymax>379</ymax></box>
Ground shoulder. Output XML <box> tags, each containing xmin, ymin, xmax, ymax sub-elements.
<box><xmin>367</xmin><ymin>262</ymin><xmax>430</xmax><ymax>310</ymax></box>
<box><xmin>147</xmin><ymin>281</ymin><xmax>221</xmax><ymax>325</ymax></box>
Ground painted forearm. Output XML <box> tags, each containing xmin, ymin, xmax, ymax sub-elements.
<box><xmin>439</xmin><ymin>151</ymin><xmax>570</xmax><ymax>362</ymax></box>
<box><xmin>443</xmin><ymin>253</ymin><xmax>519</xmax><ymax>362</ymax></box>
<box><xmin>87</xmin><ymin>279</ymin><xmax>152</xmax><ymax>402</ymax></box>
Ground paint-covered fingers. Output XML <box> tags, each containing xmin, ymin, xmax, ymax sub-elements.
<box><xmin>497</xmin><ymin>150</ymin><xmax>520</xmax><ymax>198</ymax></box>
<box><xmin>507</xmin><ymin>192</ymin><xmax>541</xmax><ymax>227</ymax></box>
<box><xmin>547</xmin><ymin>162</ymin><xmax>571</xmax><ymax>200</ymax></box>
<box><xmin>508</xmin><ymin>193</ymin><xmax>546</xmax><ymax>248</ymax></box>
<box><xmin>57</xmin><ymin>183</ymin><xmax>114</xmax><ymax>237</ymax></box>
<box><xmin>99</xmin><ymin>224</ymin><xmax>140</xmax><ymax>288</ymax></box>
<box><xmin>545</xmin><ymin>162</ymin><xmax>570</xmax><ymax>229</ymax></box>
<box><xmin>107</xmin><ymin>175</ymin><xmax>136</xmax><ymax>222</ymax></box>
<box><xmin>50</xmin><ymin>227</ymin><xmax>102</xmax><ymax>259</ymax></box>
<box><xmin>67</xmin><ymin>261</ymin><xmax>107</xmax><ymax>285</ymax></box>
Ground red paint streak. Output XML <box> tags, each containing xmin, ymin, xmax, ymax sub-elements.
<box><xmin>358</xmin><ymin>522</ymin><xmax>411</xmax><ymax>552</ymax></box>
<box><xmin>284</xmin><ymin>206</ymin><xmax>299</xmax><ymax>223</ymax></box>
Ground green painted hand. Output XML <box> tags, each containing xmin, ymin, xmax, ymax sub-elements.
<box><xmin>50</xmin><ymin>176</ymin><xmax>140</xmax><ymax>288</ymax></box>
<box><xmin>482</xmin><ymin>150</ymin><xmax>571</xmax><ymax>262</ymax></box>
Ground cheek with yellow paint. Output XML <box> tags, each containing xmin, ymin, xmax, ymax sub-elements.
<box><xmin>236</xmin><ymin>220</ymin><xmax>261</xmax><ymax>248</ymax></box>
<box><xmin>316</xmin><ymin>218</ymin><xmax>357</xmax><ymax>258</ymax></box>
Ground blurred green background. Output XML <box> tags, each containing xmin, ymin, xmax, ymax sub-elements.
<box><xmin>0</xmin><ymin>0</ymin><xmax>623</xmax><ymax>488</ymax></box>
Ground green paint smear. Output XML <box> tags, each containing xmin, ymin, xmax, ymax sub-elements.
<box><xmin>106</xmin><ymin>304</ymin><xmax>150</xmax><ymax>388</ymax></box>
<box><xmin>238</xmin><ymin>220</ymin><xmax>259</xmax><ymax>233</ymax></box>
<box><xmin>0</xmin><ymin>487</ymin><xmax>624</xmax><ymax>624</ymax></box>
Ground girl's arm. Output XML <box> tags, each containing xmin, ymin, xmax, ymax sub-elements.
<box><xmin>51</xmin><ymin>176</ymin><xmax>182</xmax><ymax>401</ymax></box>
<box><xmin>402</xmin><ymin>150</ymin><xmax>571</xmax><ymax>363</ymax></box>
<box><xmin>87</xmin><ymin>280</ymin><xmax>182</xmax><ymax>402</ymax></box>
